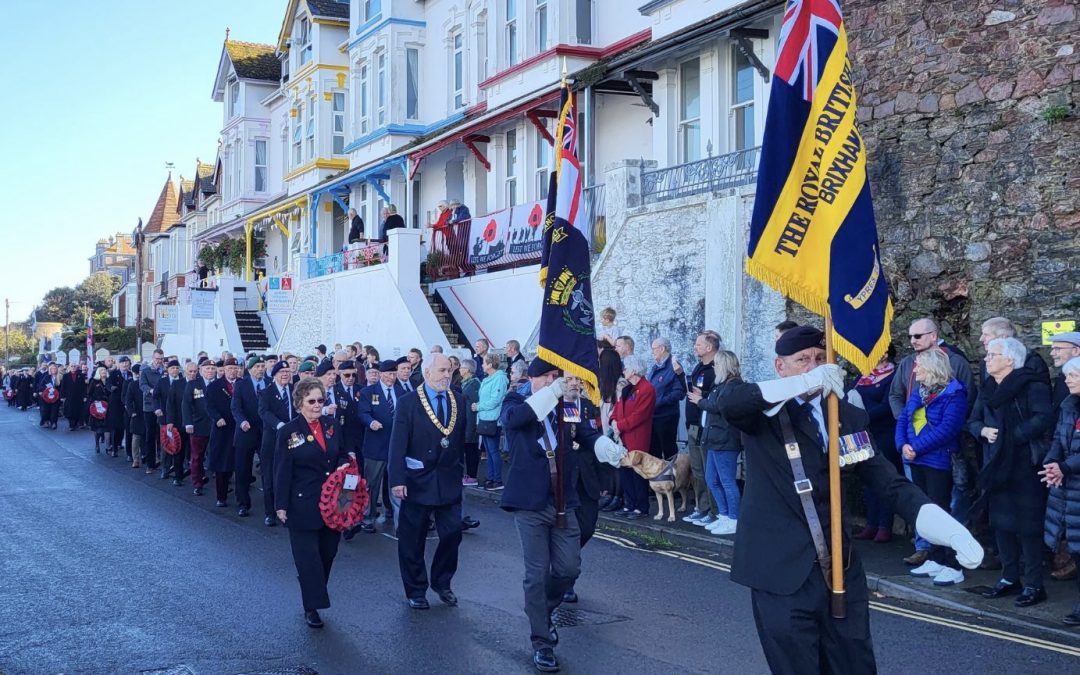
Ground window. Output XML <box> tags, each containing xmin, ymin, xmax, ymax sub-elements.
<box><xmin>232</xmin><ymin>141</ymin><xmax>241</xmax><ymax>196</ymax></box>
<box><xmin>359</xmin><ymin>64</ymin><xmax>370</xmax><ymax>134</ymax></box>
<box><xmin>732</xmin><ymin>46</ymin><xmax>756</xmax><ymax>151</ymax></box>
<box><xmin>452</xmin><ymin>33</ymin><xmax>464</xmax><ymax>109</ymax></box>
<box><xmin>306</xmin><ymin>100</ymin><xmax>315</xmax><ymax>159</ymax></box>
<box><xmin>228</xmin><ymin>81</ymin><xmax>240</xmax><ymax>118</ymax></box>
<box><xmin>332</xmin><ymin>93</ymin><xmax>346</xmax><ymax>154</ymax></box>
<box><xmin>222</xmin><ymin>153</ymin><xmax>232</xmax><ymax>200</ymax></box>
<box><xmin>363</xmin><ymin>0</ymin><xmax>381</xmax><ymax>21</ymax></box>
<box><xmin>297</xmin><ymin>17</ymin><xmax>312</xmax><ymax>65</ymax></box>
<box><xmin>292</xmin><ymin>110</ymin><xmax>302</xmax><ymax>166</ymax></box>
<box><xmin>505</xmin><ymin>128</ymin><xmax>518</xmax><ymax>207</ymax></box>
<box><xmin>575</xmin><ymin>0</ymin><xmax>592</xmax><ymax>45</ymax></box>
<box><xmin>505</xmin><ymin>0</ymin><xmax>518</xmax><ymax>67</ymax></box>
<box><xmin>254</xmin><ymin>140</ymin><xmax>268</xmax><ymax>191</ymax></box>
<box><xmin>535</xmin><ymin>1</ymin><xmax>548</xmax><ymax>53</ymax></box>
<box><xmin>406</xmin><ymin>48</ymin><xmax>420</xmax><ymax>120</ymax></box>
<box><xmin>377</xmin><ymin>53</ymin><xmax>386</xmax><ymax>126</ymax></box>
<box><xmin>679</xmin><ymin>58</ymin><xmax>701</xmax><ymax>162</ymax></box>
<box><xmin>535</xmin><ymin>120</ymin><xmax>550</xmax><ymax>200</ymax></box>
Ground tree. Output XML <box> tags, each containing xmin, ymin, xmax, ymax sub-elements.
<box><xmin>3</xmin><ymin>321</ymin><xmax>35</xmax><ymax>360</ymax></box>
<box><xmin>74</xmin><ymin>272</ymin><xmax>122</xmax><ymax>315</ymax></box>
<box><xmin>36</xmin><ymin>287</ymin><xmax>76</xmax><ymax>323</ymax></box>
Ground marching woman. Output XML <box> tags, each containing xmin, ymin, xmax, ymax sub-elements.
<box><xmin>15</xmin><ymin>368</ymin><xmax>33</xmax><ymax>410</ymax></box>
<box><xmin>37</xmin><ymin>364</ymin><xmax>62</xmax><ymax>429</ymax></box>
<box><xmin>60</xmin><ymin>365</ymin><xmax>87</xmax><ymax>430</ymax></box>
<box><xmin>125</xmin><ymin>364</ymin><xmax>145</xmax><ymax>469</ymax></box>
<box><xmin>105</xmin><ymin>357</ymin><xmax>131</xmax><ymax>457</ymax></box>
<box><xmin>274</xmin><ymin>379</ymin><xmax>353</xmax><ymax>628</ymax></box>
<box><xmin>87</xmin><ymin>366</ymin><xmax>110</xmax><ymax>453</ymax></box>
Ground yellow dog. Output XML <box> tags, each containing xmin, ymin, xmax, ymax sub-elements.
<box><xmin>620</xmin><ymin>450</ymin><xmax>691</xmax><ymax>522</ymax></box>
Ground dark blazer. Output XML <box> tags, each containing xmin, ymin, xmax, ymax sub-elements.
<box><xmin>165</xmin><ymin>377</ymin><xmax>187</xmax><ymax>428</ymax></box>
<box><xmin>330</xmin><ymin>382</ymin><xmax>363</xmax><ymax>452</ymax></box>
<box><xmin>273</xmin><ymin>415</ymin><xmax>349</xmax><ymax>531</ymax></box>
<box><xmin>720</xmin><ymin>383</ymin><xmax>929</xmax><ymax>595</ymax></box>
<box><xmin>105</xmin><ymin>370</ymin><xmax>129</xmax><ymax>429</ymax></box>
<box><xmin>259</xmin><ymin>383</ymin><xmax>294</xmax><ymax>459</ymax></box>
<box><xmin>152</xmin><ymin>376</ymin><xmax>178</xmax><ymax>431</ymax></box>
<box><xmin>60</xmin><ymin>371</ymin><xmax>86</xmax><ymax>419</ymax></box>
<box><xmin>231</xmin><ymin>375</ymin><xmax>263</xmax><ymax>451</ymax></box>
<box><xmin>571</xmin><ymin>397</ymin><xmax>603</xmax><ymax>501</ymax></box>
<box><xmin>388</xmin><ymin>388</ymin><xmax>466</xmax><ymax>505</ymax></box>
<box><xmin>204</xmin><ymin>378</ymin><xmax>237</xmax><ymax>472</ymax></box>
<box><xmin>499</xmin><ymin>391</ymin><xmax>603</xmax><ymax>512</ymax></box>
<box><xmin>348</xmin><ymin>214</ymin><xmax>365</xmax><ymax>243</ymax></box>
<box><xmin>182</xmin><ymin>377</ymin><xmax>213</xmax><ymax>437</ymax></box>
<box><xmin>124</xmin><ymin>374</ymin><xmax>145</xmax><ymax>436</ymax></box>
<box><xmin>358</xmin><ymin>382</ymin><xmax>396</xmax><ymax>461</ymax></box>
<box><xmin>381</xmin><ymin>213</ymin><xmax>405</xmax><ymax>238</ymax></box>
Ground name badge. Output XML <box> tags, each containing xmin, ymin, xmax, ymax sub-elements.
<box><xmin>695</xmin><ymin>375</ymin><xmax>704</xmax><ymax>387</ymax></box>
<box><xmin>343</xmin><ymin>474</ymin><xmax>359</xmax><ymax>491</ymax></box>
<box><xmin>837</xmin><ymin>431</ymin><xmax>875</xmax><ymax>467</ymax></box>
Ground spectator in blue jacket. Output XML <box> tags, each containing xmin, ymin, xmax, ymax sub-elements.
<box><xmin>648</xmin><ymin>337</ymin><xmax>685</xmax><ymax>460</ymax></box>
<box><xmin>895</xmin><ymin>348</ymin><xmax>968</xmax><ymax>587</ymax></box>
<box><xmin>477</xmin><ymin>352</ymin><xmax>509</xmax><ymax>490</ymax></box>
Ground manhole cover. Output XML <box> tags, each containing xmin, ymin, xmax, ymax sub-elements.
<box><xmin>551</xmin><ymin>607</ymin><xmax>630</xmax><ymax>628</ymax></box>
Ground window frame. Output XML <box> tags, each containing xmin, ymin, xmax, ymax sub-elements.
<box><xmin>452</xmin><ymin>32</ymin><xmax>465</xmax><ymax>110</ymax></box>
<box><xmin>535</xmin><ymin>119</ymin><xmax>550</xmax><ymax>200</ymax></box>
<box><xmin>678</xmin><ymin>57</ymin><xmax>702</xmax><ymax>163</ymax></box>
<box><xmin>406</xmin><ymin>48</ymin><xmax>420</xmax><ymax>121</ymax></box>
<box><xmin>730</xmin><ymin>44</ymin><xmax>757</xmax><ymax>152</ymax></box>
<box><xmin>376</xmin><ymin>52</ymin><xmax>387</xmax><ymax>127</ymax></box>
<box><xmin>292</xmin><ymin>108</ymin><xmax>303</xmax><ymax>167</ymax></box>
<box><xmin>332</xmin><ymin>92</ymin><xmax>346</xmax><ymax>154</ymax></box>
<box><xmin>297</xmin><ymin>17</ymin><xmax>312</xmax><ymax>66</ymax></box>
<box><xmin>253</xmin><ymin>138</ymin><xmax>267</xmax><ymax>193</ymax></box>
<box><xmin>364</xmin><ymin>0</ymin><xmax>382</xmax><ymax>21</ymax></box>
<box><xmin>535</xmin><ymin>0</ymin><xmax>548</xmax><ymax>53</ymax></box>
<box><xmin>228</xmin><ymin>80</ymin><xmax>240</xmax><ymax>118</ymax></box>
<box><xmin>505</xmin><ymin>128</ymin><xmax>518</xmax><ymax>207</ymax></box>
<box><xmin>505</xmin><ymin>0</ymin><xmax>518</xmax><ymax>67</ymax></box>
<box><xmin>306</xmin><ymin>98</ymin><xmax>316</xmax><ymax>160</ymax></box>
<box><xmin>359</xmin><ymin>63</ymin><xmax>370</xmax><ymax>134</ymax></box>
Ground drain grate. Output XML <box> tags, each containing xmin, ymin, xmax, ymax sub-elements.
<box><xmin>142</xmin><ymin>668</ymin><xmax>196</xmax><ymax>675</ymax></box>
<box><xmin>235</xmin><ymin>668</ymin><xmax>318</xmax><ymax>675</ymax></box>
<box><xmin>551</xmin><ymin>607</ymin><xmax>630</xmax><ymax>628</ymax></box>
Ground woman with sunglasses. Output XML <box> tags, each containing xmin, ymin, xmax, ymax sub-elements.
<box><xmin>274</xmin><ymin>379</ymin><xmax>355</xmax><ymax>629</ymax></box>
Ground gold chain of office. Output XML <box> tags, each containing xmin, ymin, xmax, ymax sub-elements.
<box><xmin>417</xmin><ymin>386</ymin><xmax>458</xmax><ymax>436</ymax></box>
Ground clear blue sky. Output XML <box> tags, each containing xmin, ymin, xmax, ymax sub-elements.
<box><xmin>0</xmin><ymin>1</ymin><xmax>282</xmax><ymax>324</ymax></box>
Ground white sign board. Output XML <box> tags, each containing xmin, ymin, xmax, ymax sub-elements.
<box><xmin>95</xmin><ymin>348</ymin><xmax>110</xmax><ymax>362</ymax></box>
<box><xmin>141</xmin><ymin>343</ymin><xmax>157</xmax><ymax>362</ymax></box>
<box><xmin>156</xmin><ymin>305</ymin><xmax>178</xmax><ymax>334</ymax></box>
<box><xmin>266</xmin><ymin>276</ymin><xmax>295</xmax><ymax>315</ymax></box>
<box><xmin>191</xmin><ymin>290</ymin><xmax>216</xmax><ymax>320</ymax></box>
<box><xmin>68</xmin><ymin>349</ymin><xmax>80</xmax><ymax>365</ymax></box>
<box><xmin>56</xmin><ymin>352</ymin><xmax>67</xmax><ymax>366</ymax></box>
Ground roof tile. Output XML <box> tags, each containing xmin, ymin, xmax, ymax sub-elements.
<box><xmin>225</xmin><ymin>40</ymin><xmax>281</xmax><ymax>82</ymax></box>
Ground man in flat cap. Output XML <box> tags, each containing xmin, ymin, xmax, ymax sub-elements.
<box><xmin>205</xmin><ymin>357</ymin><xmax>240</xmax><ymax>507</ymax></box>
<box><xmin>388</xmin><ymin>354</ymin><xmax>466</xmax><ymax>610</ymax></box>
<box><xmin>232</xmin><ymin>357</ymin><xmax>266</xmax><ymax>517</ymax></box>
<box><xmin>500</xmin><ymin>358</ymin><xmax>626</xmax><ymax>672</ymax></box>
<box><xmin>717</xmin><ymin>325</ymin><xmax>982</xmax><ymax>674</ymax></box>
<box><xmin>353</xmin><ymin>360</ymin><xmax>402</xmax><ymax>537</ymax></box>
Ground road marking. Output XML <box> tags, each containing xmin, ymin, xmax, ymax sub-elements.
<box><xmin>593</xmin><ymin>532</ymin><xmax>1080</xmax><ymax>657</ymax></box>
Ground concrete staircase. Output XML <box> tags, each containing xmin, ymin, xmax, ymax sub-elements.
<box><xmin>235</xmin><ymin>311</ymin><xmax>270</xmax><ymax>353</ymax></box>
<box><xmin>421</xmin><ymin>284</ymin><xmax>468</xmax><ymax>349</ymax></box>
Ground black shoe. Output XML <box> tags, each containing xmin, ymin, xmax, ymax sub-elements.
<box><xmin>408</xmin><ymin>597</ymin><xmax>430</xmax><ymax>610</ymax></box>
<box><xmin>215</xmin><ymin>500</ymin><xmax>227</xmax><ymax>508</ymax></box>
<box><xmin>533</xmin><ymin>647</ymin><xmax>559</xmax><ymax>672</ymax></box>
<box><xmin>562</xmin><ymin>589</ymin><xmax>578</xmax><ymax>603</ymax></box>
<box><xmin>172</xmin><ymin>479</ymin><xmax>183</xmax><ymax>487</ymax></box>
<box><xmin>193</xmin><ymin>487</ymin><xmax>204</xmax><ymax>496</ymax></box>
<box><xmin>343</xmin><ymin>527</ymin><xmax>357</xmax><ymax>541</ymax></box>
<box><xmin>1063</xmin><ymin>608</ymin><xmax>1080</xmax><ymax>626</ymax></box>
<box><xmin>981</xmin><ymin>580</ymin><xmax>1019</xmax><ymax>599</ymax></box>
<box><xmin>601</xmin><ymin>497</ymin><xmax>623</xmax><ymax>512</ymax></box>
<box><xmin>597</xmin><ymin>495</ymin><xmax>613</xmax><ymax>510</ymax></box>
<box><xmin>264</xmin><ymin>516</ymin><xmax>276</xmax><ymax>527</ymax></box>
<box><xmin>625</xmin><ymin>510</ymin><xmax>644</xmax><ymax>520</ymax></box>
<box><xmin>249</xmin><ymin>476</ymin><xmax>257</xmax><ymax>484</ymax></box>
<box><xmin>1015</xmin><ymin>586</ymin><xmax>1047</xmax><ymax>608</ymax></box>
<box><xmin>360</xmin><ymin>523</ymin><xmax>376</xmax><ymax>534</ymax></box>
<box><xmin>462</xmin><ymin>516</ymin><xmax>480</xmax><ymax>530</ymax></box>
<box><xmin>238</xmin><ymin>507</ymin><xmax>250</xmax><ymax>517</ymax></box>
<box><xmin>304</xmin><ymin>610</ymin><xmax>323</xmax><ymax>628</ymax></box>
<box><xmin>436</xmin><ymin>589</ymin><xmax>458</xmax><ymax>606</ymax></box>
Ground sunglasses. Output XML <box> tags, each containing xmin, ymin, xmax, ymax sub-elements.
<box><xmin>340</xmin><ymin>373</ymin><xmax>356</xmax><ymax>378</ymax></box>
<box><xmin>908</xmin><ymin>332</ymin><xmax>932</xmax><ymax>340</ymax></box>
<box><xmin>305</xmin><ymin>398</ymin><xmax>325</xmax><ymax>405</ymax></box>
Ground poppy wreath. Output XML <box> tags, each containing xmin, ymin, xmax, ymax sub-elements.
<box><xmin>160</xmin><ymin>426</ymin><xmax>182</xmax><ymax>455</ymax></box>
<box><xmin>3</xmin><ymin>390</ymin><xmax>14</xmax><ymax>401</ymax></box>
<box><xmin>41</xmin><ymin>387</ymin><xmax>60</xmax><ymax>404</ymax></box>
<box><xmin>89</xmin><ymin>400</ymin><xmax>108</xmax><ymax>420</ymax></box>
<box><xmin>319</xmin><ymin>457</ymin><xmax>369</xmax><ymax>531</ymax></box>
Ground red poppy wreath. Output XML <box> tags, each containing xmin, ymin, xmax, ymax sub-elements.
<box><xmin>319</xmin><ymin>458</ymin><xmax>369</xmax><ymax>531</ymax></box>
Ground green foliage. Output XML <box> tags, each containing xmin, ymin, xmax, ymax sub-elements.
<box><xmin>1042</xmin><ymin>104</ymin><xmax>1071</xmax><ymax>124</ymax></box>
<box><xmin>36</xmin><ymin>286</ymin><xmax>76</xmax><ymax>322</ymax></box>
<box><xmin>195</xmin><ymin>236</ymin><xmax>266</xmax><ymax>275</ymax></box>
<box><xmin>74</xmin><ymin>272</ymin><xmax>122</xmax><ymax>314</ymax></box>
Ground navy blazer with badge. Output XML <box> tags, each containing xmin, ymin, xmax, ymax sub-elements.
<box><xmin>258</xmin><ymin>383</ymin><xmax>293</xmax><ymax>459</ymax></box>
<box><xmin>273</xmin><ymin>415</ymin><xmax>349</xmax><ymax>531</ymax></box>
<box><xmin>204</xmin><ymin>377</ymin><xmax>237</xmax><ymax>472</ymax></box>
<box><xmin>152</xmin><ymin>375</ymin><xmax>179</xmax><ymax>428</ymax></box>
<box><xmin>499</xmin><ymin>390</ymin><xmax>603</xmax><ymax>512</ymax></box>
<box><xmin>231</xmin><ymin>375</ymin><xmax>264</xmax><ymax>451</ymax></box>
<box><xmin>358</xmin><ymin>382</ymin><xmax>396</xmax><ymax>461</ymax></box>
<box><xmin>568</xmin><ymin>397</ymin><xmax>603</xmax><ymax>501</ymax></box>
<box><xmin>165</xmin><ymin>377</ymin><xmax>186</xmax><ymax>428</ymax></box>
<box><xmin>387</xmin><ymin>387</ymin><xmax>466</xmax><ymax>506</ymax></box>
<box><xmin>328</xmin><ymin>382</ymin><xmax>363</xmax><ymax>452</ymax></box>
<box><xmin>182</xmin><ymin>377</ymin><xmax>213</xmax><ymax>437</ymax></box>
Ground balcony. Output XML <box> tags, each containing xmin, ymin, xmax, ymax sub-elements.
<box><xmin>642</xmin><ymin>147</ymin><xmax>760</xmax><ymax>203</ymax></box>
<box><xmin>306</xmin><ymin>242</ymin><xmax>389</xmax><ymax>279</ymax></box>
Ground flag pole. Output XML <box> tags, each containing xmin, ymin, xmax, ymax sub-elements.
<box><xmin>824</xmin><ymin>313</ymin><xmax>846</xmax><ymax>619</ymax></box>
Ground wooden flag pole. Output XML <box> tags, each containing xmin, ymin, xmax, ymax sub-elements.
<box><xmin>824</xmin><ymin>314</ymin><xmax>846</xmax><ymax>619</ymax></box>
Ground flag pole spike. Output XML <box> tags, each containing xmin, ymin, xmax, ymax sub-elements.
<box><xmin>825</xmin><ymin>314</ymin><xmax>847</xmax><ymax>619</ymax></box>
<box><xmin>561</xmin><ymin>57</ymin><xmax>567</xmax><ymax>83</ymax></box>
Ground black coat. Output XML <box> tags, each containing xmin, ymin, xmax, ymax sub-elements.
<box><xmin>1044</xmin><ymin>395</ymin><xmax>1080</xmax><ymax>554</ymax></box>
<box><xmin>274</xmin><ymin>415</ymin><xmax>349</xmax><ymax>531</ymax></box>
<box><xmin>329</xmin><ymin>382</ymin><xmax>363</xmax><ymax>453</ymax></box>
<box><xmin>182</xmin><ymin>378</ymin><xmax>213</xmax><ymax>437</ymax></box>
<box><xmin>259</xmin><ymin>383</ymin><xmax>294</xmax><ymax>460</ymax></box>
<box><xmin>124</xmin><ymin>376</ymin><xmax>145</xmax><ymax>436</ymax></box>
<box><xmin>348</xmin><ymin>214</ymin><xmax>365</xmax><ymax>243</ymax></box>
<box><xmin>852</xmin><ymin>369</ymin><xmax>898</xmax><ymax>462</ymax></box>
<box><xmin>230</xmin><ymin>376</ymin><xmax>263</xmax><ymax>451</ymax></box>
<box><xmin>165</xmin><ymin>377</ymin><xmax>187</xmax><ymax>428</ymax></box>
<box><xmin>87</xmin><ymin>379</ymin><xmax>109</xmax><ymax>432</ymax></box>
<box><xmin>106</xmin><ymin>370</ymin><xmax>131</xmax><ymax>430</ymax></box>
<box><xmin>204</xmin><ymin>378</ymin><xmax>237</xmax><ymax>472</ymax></box>
<box><xmin>358</xmin><ymin>382</ymin><xmax>396</xmax><ymax>462</ymax></box>
<box><xmin>967</xmin><ymin>368</ymin><xmax>1053</xmax><ymax>536</ymax></box>
<box><xmin>685</xmin><ymin>360</ymin><xmax>717</xmax><ymax>430</ymax></box>
<box><xmin>720</xmin><ymin>383</ymin><xmax>930</xmax><ymax>595</ymax></box>
<box><xmin>697</xmin><ymin>377</ymin><xmax>744</xmax><ymax>450</ymax></box>
<box><xmin>387</xmin><ymin>388</ymin><xmax>466</xmax><ymax>506</ymax></box>
<box><xmin>461</xmin><ymin>376</ymin><xmax>481</xmax><ymax>443</ymax></box>
<box><xmin>499</xmin><ymin>391</ymin><xmax>603</xmax><ymax>512</ymax></box>
<box><xmin>60</xmin><ymin>371</ymin><xmax>86</xmax><ymax>420</ymax></box>
<box><xmin>570</xmin><ymin>398</ymin><xmax>603</xmax><ymax>502</ymax></box>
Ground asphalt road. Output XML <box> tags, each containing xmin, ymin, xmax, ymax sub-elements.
<box><xmin>1</xmin><ymin>405</ymin><xmax>1078</xmax><ymax>674</ymax></box>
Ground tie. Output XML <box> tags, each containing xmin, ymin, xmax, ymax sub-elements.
<box><xmin>436</xmin><ymin>393</ymin><xmax>446</xmax><ymax>426</ymax></box>
<box><xmin>256</xmin><ymin>380</ymin><xmax>264</xmax><ymax>393</ymax></box>
<box><xmin>226</xmin><ymin>380</ymin><xmax>234</xmax><ymax>396</ymax></box>
<box><xmin>283</xmin><ymin>386</ymin><xmax>292</xmax><ymax>418</ymax></box>
<box><xmin>386</xmin><ymin>387</ymin><xmax>395</xmax><ymax>417</ymax></box>
<box><xmin>404</xmin><ymin>381</ymin><xmax>411</xmax><ymax>393</ymax></box>
<box><xmin>802</xmin><ymin>402</ymin><xmax>825</xmax><ymax>448</ymax></box>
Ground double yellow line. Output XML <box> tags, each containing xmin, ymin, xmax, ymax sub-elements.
<box><xmin>592</xmin><ymin>532</ymin><xmax>1080</xmax><ymax>658</ymax></box>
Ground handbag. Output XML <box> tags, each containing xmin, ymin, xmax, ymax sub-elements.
<box><xmin>477</xmin><ymin>419</ymin><xmax>499</xmax><ymax>437</ymax></box>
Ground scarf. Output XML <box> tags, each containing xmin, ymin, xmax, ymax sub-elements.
<box><xmin>856</xmin><ymin>361</ymin><xmax>896</xmax><ymax>388</ymax></box>
<box><xmin>976</xmin><ymin>366</ymin><xmax>1039</xmax><ymax>493</ymax></box>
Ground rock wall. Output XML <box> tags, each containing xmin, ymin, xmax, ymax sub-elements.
<box><xmin>843</xmin><ymin>0</ymin><xmax>1080</xmax><ymax>354</ymax></box>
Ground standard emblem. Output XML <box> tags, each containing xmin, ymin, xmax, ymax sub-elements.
<box><xmin>547</xmin><ymin>267</ymin><xmax>595</xmax><ymax>335</ymax></box>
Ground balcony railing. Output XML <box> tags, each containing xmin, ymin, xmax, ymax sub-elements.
<box><xmin>642</xmin><ymin>147</ymin><xmax>761</xmax><ymax>203</ymax></box>
<box><xmin>306</xmin><ymin>242</ymin><xmax>388</xmax><ymax>279</ymax></box>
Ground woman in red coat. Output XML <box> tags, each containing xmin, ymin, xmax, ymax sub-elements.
<box><xmin>610</xmin><ymin>355</ymin><xmax>655</xmax><ymax>519</ymax></box>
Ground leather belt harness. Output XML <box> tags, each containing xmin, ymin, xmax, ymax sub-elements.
<box><xmin>778</xmin><ymin>407</ymin><xmax>833</xmax><ymax>588</ymax></box>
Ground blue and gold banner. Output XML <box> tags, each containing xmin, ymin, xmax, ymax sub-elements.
<box><xmin>538</xmin><ymin>83</ymin><xmax>600</xmax><ymax>404</ymax></box>
<box><xmin>747</xmin><ymin>0</ymin><xmax>892</xmax><ymax>374</ymax></box>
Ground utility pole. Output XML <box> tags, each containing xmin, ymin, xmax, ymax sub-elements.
<box><xmin>134</xmin><ymin>218</ymin><xmax>144</xmax><ymax>360</ymax></box>
<box><xmin>4</xmin><ymin>298</ymin><xmax>9</xmax><ymax>361</ymax></box>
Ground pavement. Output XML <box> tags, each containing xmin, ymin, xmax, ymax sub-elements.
<box><xmin>2</xmin><ymin>404</ymin><xmax>1079</xmax><ymax>674</ymax></box>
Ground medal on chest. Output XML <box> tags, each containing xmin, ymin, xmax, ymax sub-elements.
<box><xmin>837</xmin><ymin>431</ymin><xmax>875</xmax><ymax>467</ymax></box>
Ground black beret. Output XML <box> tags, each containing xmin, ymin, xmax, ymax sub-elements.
<box><xmin>118</xmin><ymin>356</ymin><xmax>131</xmax><ymax>364</ymax></box>
<box><xmin>379</xmin><ymin>359</ymin><xmax>399</xmax><ymax>373</ymax></box>
<box><xmin>130</xmin><ymin>364</ymin><xmax>141</xmax><ymax>375</ymax></box>
<box><xmin>776</xmin><ymin>325</ymin><xmax>826</xmax><ymax>356</ymax></box>
<box><xmin>270</xmin><ymin>361</ymin><xmax>288</xmax><ymax>377</ymax></box>
<box><xmin>315</xmin><ymin>361</ymin><xmax>335</xmax><ymax>377</ymax></box>
<box><xmin>316</xmin><ymin>344</ymin><xmax>327</xmax><ymax>353</ymax></box>
<box><xmin>338</xmin><ymin>360</ymin><xmax>356</xmax><ymax>370</ymax></box>
<box><xmin>395</xmin><ymin>356</ymin><xmax>409</xmax><ymax>365</ymax></box>
<box><xmin>198</xmin><ymin>357</ymin><xmax>212</xmax><ymax>367</ymax></box>
<box><xmin>527</xmin><ymin>358</ymin><xmax>559</xmax><ymax>377</ymax></box>
<box><xmin>166</xmin><ymin>359</ymin><xmax>181</xmax><ymax>368</ymax></box>
<box><xmin>264</xmin><ymin>354</ymin><xmax>278</xmax><ymax>361</ymax></box>
<box><xmin>215</xmin><ymin>360</ymin><xmax>225</xmax><ymax>368</ymax></box>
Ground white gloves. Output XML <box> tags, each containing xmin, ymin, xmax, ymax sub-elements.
<box><xmin>593</xmin><ymin>436</ymin><xmax>627</xmax><ymax>467</ymax></box>
<box><xmin>915</xmin><ymin>504</ymin><xmax>984</xmax><ymax>569</ymax></box>
<box><xmin>525</xmin><ymin>383</ymin><xmax>560</xmax><ymax>420</ymax></box>
<box><xmin>758</xmin><ymin>364</ymin><xmax>844</xmax><ymax>417</ymax></box>
<box><xmin>547</xmin><ymin>377</ymin><xmax>565</xmax><ymax>400</ymax></box>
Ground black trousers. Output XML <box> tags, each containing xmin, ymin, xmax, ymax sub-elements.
<box><xmin>259</xmin><ymin>449</ymin><xmax>276</xmax><ymax>517</ymax></box>
<box><xmin>996</xmin><ymin>530</ymin><xmax>1044</xmax><ymax>589</ymax></box>
<box><xmin>463</xmin><ymin>441</ymin><xmax>480</xmax><ymax>479</ymax></box>
<box><xmin>234</xmin><ymin>445</ymin><xmax>258</xmax><ymax>509</ymax></box>
<box><xmin>40</xmin><ymin>402</ymin><xmax>59</xmax><ymax>426</ymax></box>
<box><xmin>751</xmin><ymin>559</ymin><xmax>877</xmax><ymax>675</ymax></box>
<box><xmin>650</xmin><ymin>414</ymin><xmax>679</xmax><ymax>460</ymax></box>
<box><xmin>287</xmin><ymin>526</ymin><xmax>341</xmax><ymax>610</ymax></box>
<box><xmin>142</xmin><ymin>412</ymin><xmax>160</xmax><ymax>468</ymax></box>
<box><xmin>909</xmin><ymin>464</ymin><xmax>957</xmax><ymax>568</ymax></box>
<box><xmin>576</xmin><ymin>488</ymin><xmax>599</xmax><ymax>548</ymax></box>
<box><xmin>215</xmin><ymin>472</ymin><xmax>233</xmax><ymax>503</ymax></box>
<box><xmin>397</xmin><ymin>500</ymin><xmax>462</xmax><ymax>599</ymax></box>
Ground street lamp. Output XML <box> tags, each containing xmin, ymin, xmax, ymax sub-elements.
<box><xmin>133</xmin><ymin>217</ymin><xmax>144</xmax><ymax>359</ymax></box>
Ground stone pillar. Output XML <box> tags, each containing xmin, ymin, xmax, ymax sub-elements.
<box><xmin>602</xmin><ymin>159</ymin><xmax>656</xmax><ymax>247</ymax></box>
<box><xmin>388</xmin><ymin>227</ymin><xmax>421</xmax><ymax>290</ymax></box>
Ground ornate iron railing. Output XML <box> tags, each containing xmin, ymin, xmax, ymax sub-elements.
<box><xmin>305</xmin><ymin>243</ymin><xmax>388</xmax><ymax>279</ymax></box>
<box><xmin>642</xmin><ymin>147</ymin><xmax>761</xmax><ymax>203</ymax></box>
